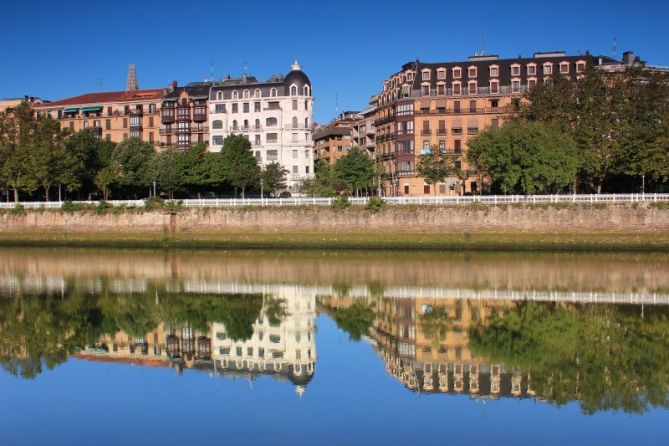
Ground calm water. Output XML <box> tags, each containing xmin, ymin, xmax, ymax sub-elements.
<box><xmin>1</xmin><ymin>248</ymin><xmax>669</xmax><ymax>445</ymax></box>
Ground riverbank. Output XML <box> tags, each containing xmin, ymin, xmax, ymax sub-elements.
<box><xmin>1</xmin><ymin>203</ymin><xmax>667</xmax><ymax>250</ymax></box>
<box><xmin>0</xmin><ymin>230</ymin><xmax>667</xmax><ymax>251</ymax></box>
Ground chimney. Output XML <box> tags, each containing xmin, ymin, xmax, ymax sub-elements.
<box><xmin>127</xmin><ymin>64</ymin><xmax>138</xmax><ymax>91</ymax></box>
<box><xmin>623</xmin><ymin>51</ymin><xmax>634</xmax><ymax>66</ymax></box>
<box><xmin>171</xmin><ymin>80</ymin><xmax>177</xmax><ymax>91</ymax></box>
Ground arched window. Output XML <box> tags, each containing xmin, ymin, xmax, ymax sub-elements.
<box><xmin>243</xmin><ymin>90</ymin><xmax>250</xmax><ymax>98</ymax></box>
<box><xmin>212</xmin><ymin>120</ymin><xmax>223</xmax><ymax>129</ymax></box>
<box><xmin>243</xmin><ymin>119</ymin><xmax>249</xmax><ymax>129</ymax></box>
<box><xmin>290</xmin><ymin>85</ymin><xmax>298</xmax><ymax>96</ymax></box>
<box><xmin>266</xmin><ymin>117</ymin><xmax>277</xmax><ymax>127</ymax></box>
<box><xmin>270</xmin><ymin>88</ymin><xmax>277</xmax><ymax>97</ymax></box>
<box><xmin>292</xmin><ymin>116</ymin><xmax>298</xmax><ymax>128</ymax></box>
<box><xmin>232</xmin><ymin>120</ymin><xmax>238</xmax><ymax>130</ymax></box>
<box><xmin>304</xmin><ymin>100</ymin><xmax>309</xmax><ymax>110</ymax></box>
<box><xmin>232</xmin><ymin>90</ymin><xmax>239</xmax><ymax>99</ymax></box>
<box><xmin>254</xmin><ymin>89</ymin><xmax>261</xmax><ymax>98</ymax></box>
<box><xmin>216</xmin><ymin>91</ymin><xmax>223</xmax><ymax>100</ymax></box>
<box><xmin>254</xmin><ymin>119</ymin><xmax>260</xmax><ymax>129</ymax></box>
<box><xmin>303</xmin><ymin>85</ymin><xmax>310</xmax><ymax>96</ymax></box>
<box><xmin>304</xmin><ymin>117</ymin><xmax>309</xmax><ymax>128</ymax></box>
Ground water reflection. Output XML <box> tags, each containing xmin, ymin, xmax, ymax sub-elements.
<box><xmin>1</xmin><ymin>248</ymin><xmax>668</xmax><ymax>415</ymax></box>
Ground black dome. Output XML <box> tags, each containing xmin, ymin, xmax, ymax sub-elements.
<box><xmin>284</xmin><ymin>69</ymin><xmax>311</xmax><ymax>90</ymax></box>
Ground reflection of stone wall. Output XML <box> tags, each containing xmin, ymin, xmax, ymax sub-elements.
<box><xmin>1</xmin><ymin>204</ymin><xmax>668</xmax><ymax>232</ymax></box>
<box><xmin>2</xmin><ymin>248</ymin><xmax>669</xmax><ymax>293</ymax></box>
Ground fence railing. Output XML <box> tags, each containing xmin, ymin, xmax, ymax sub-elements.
<box><xmin>1</xmin><ymin>194</ymin><xmax>668</xmax><ymax>209</ymax></box>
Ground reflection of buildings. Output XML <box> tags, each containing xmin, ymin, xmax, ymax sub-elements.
<box><xmin>325</xmin><ymin>295</ymin><xmax>535</xmax><ymax>398</ymax></box>
<box><xmin>212</xmin><ymin>292</ymin><xmax>317</xmax><ymax>396</ymax></box>
<box><xmin>73</xmin><ymin>292</ymin><xmax>316</xmax><ymax>396</ymax></box>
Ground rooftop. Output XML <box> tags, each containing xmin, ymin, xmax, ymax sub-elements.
<box><xmin>37</xmin><ymin>89</ymin><xmax>164</xmax><ymax>108</ymax></box>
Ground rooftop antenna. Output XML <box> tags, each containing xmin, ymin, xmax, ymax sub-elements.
<box><xmin>243</xmin><ymin>61</ymin><xmax>249</xmax><ymax>75</ymax></box>
<box><xmin>335</xmin><ymin>94</ymin><xmax>339</xmax><ymax>117</ymax></box>
<box><xmin>612</xmin><ymin>36</ymin><xmax>618</xmax><ymax>59</ymax></box>
<box><xmin>98</xmin><ymin>77</ymin><xmax>103</xmax><ymax>92</ymax></box>
<box><xmin>209</xmin><ymin>62</ymin><xmax>215</xmax><ymax>82</ymax></box>
<box><xmin>480</xmin><ymin>33</ymin><xmax>486</xmax><ymax>56</ymax></box>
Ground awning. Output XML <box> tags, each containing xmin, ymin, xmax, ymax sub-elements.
<box><xmin>63</xmin><ymin>107</ymin><xmax>79</xmax><ymax>113</ymax></box>
<box><xmin>81</xmin><ymin>106</ymin><xmax>102</xmax><ymax>112</ymax></box>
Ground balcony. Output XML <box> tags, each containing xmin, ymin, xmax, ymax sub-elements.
<box><xmin>437</xmin><ymin>128</ymin><xmax>447</xmax><ymax>135</ymax></box>
<box><xmin>161</xmin><ymin>113</ymin><xmax>175</xmax><ymax>124</ymax></box>
<box><xmin>421</xmin><ymin>129</ymin><xmax>431</xmax><ymax>136</ymax></box>
<box><xmin>396</xmin><ymin>170</ymin><xmax>416</xmax><ymax>177</ymax></box>
<box><xmin>264</xmin><ymin>104</ymin><xmax>282</xmax><ymax>111</ymax></box>
<box><xmin>284</xmin><ymin>124</ymin><xmax>309</xmax><ymax>130</ymax></box>
<box><xmin>414</xmin><ymin>85</ymin><xmax>528</xmax><ymax>98</ymax></box>
<box><xmin>193</xmin><ymin>111</ymin><xmax>207</xmax><ymax>122</ymax></box>
<box><xmin>176</xmin><ymin>126</ymin><xmax>190</xmax><ymax>134</ymax></box>
<box><xmin>159</xmin><ymin>128</ymin><xmax>173</xmax><ymax>135</ymax></box>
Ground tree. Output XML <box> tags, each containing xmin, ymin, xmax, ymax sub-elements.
<box><xmin>219</xmin><ymin>134</ymin><xmax>260</xmax><ymax>197</ymax></box>
<box><xmin>177</xmin><ymin>143</ymin><xmax>211</xmax><ymax>195</ymax></box>
<box><xmin>334</xmin><ymin>147</ymin><xmax>375</xmax><ymax>196</ymax></box>
<box><xmin>31</xmin><ymin>117</ymin><xmax>69</xmax><ymax>200</ymax></box>
<box><xmin>0</xmin><ymin>103</ymin><xmax>38</xmax><ymax>202</ymax></box>
<box><xmin>301</xmin><ymin>160</ymin><xmax>338</xmax><ymax>197</ymax></box>
<box><xmin>94</xmin><ymin>166</ymin><xmax>115</xmax><ymax>200</ymax></box>
<box><xmin>467</xmin><ymin>121</ymin><xmax>578</xmax><ymax>195</ymax></box>
<box><xmin>261</xmin><ymin>162</ymin><xmax>288</xmax><ymax>197</ymax></box>
<box><xmin>147</xmin><ymin>148</ymin><xmax>184</xmax><ymax>199</ymax></box>
<box><xmin>417</xmin><ymin>149</ymin><xmax>457</xmax><ymax>195</ymax></box>
<box><xmin>110</xmin><ymin>138</ymin><xmax>154</xmax><ymax>196</ymax></box>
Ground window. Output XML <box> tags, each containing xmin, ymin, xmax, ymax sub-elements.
<box><xmin>469</xmin><ymin>100</ymin><xmax>476</xmax><ymax>112</ymax></box>
<box><xmin>304</xmin><ymin>100</ymin><xmax>309</xmax><ymax>110</ymax></box>
<box><xmin>270</xmin><ymin>88</ymin><xmax>277</xmax><ymax>97</ymax></box>
<box><xmin>266</xmin><ymin>117</ymin><xmax>277</xmax><ymax>127</ymax></box>
<box><xmin>292</xmin><ymin>133</ymin><xmax>298</xmax><ymax>142</ymax></box>
<box><xmin>304</xmin><ymin>149</ymin><xmax>310</xmax><ymax>158</ymax></box>
<box><xmin>216</xmin><ymin>332</ymin><xmax>227</xmax><ymax>340</ymax></box>
<box><xmin>304</xmin><ymin>117</ymin><xmax>309</xmax><ymax>128</ymax></box>
<box><xmin>438</xmin><ymin>140</ymin><xmax>445</xmax><ymax>153</ymax></box>
<box><xmin>122</xmin><ymin>118</ymin><xmax>128</xmax><ymax>128</ymax></box>
<box><xmin>468</xmin><ymin>81</ymin><xmax>477</xmax><ymax>95</ymax></box>
<box><xmin>454</xmin><ymin>139</ymin><xmax>461</xmax><ymax>153</ymax></box>
<box><xmin>149</xmin><ymin>132</ymin><xmax>154</xmax><ymax>143</ymax></box>
<box><xmin>453</xmin><ymin>82</ymin><xmax>461</xmax><ymax>95</ymax></box>
<box><xmin>421</xmin><ymin>85</ymin><xmax>430</xmax><ymax>96</ymax></box>
<box><xmin>215</xmin><ymin>104</ymin><xmax>225</xmax><ymax>113</ymax></box>
<box><xmin>232</xmin><ymin>90</ymin><xmax>239</xmax><ymax>99</ymax></box>
<box><xmin>452</xmin><ymin>67</ymin><xmax>461</xmax><ymax>78</ymax></box>
<box><xmin>292</xmin><ymin>165</ymin><xmax>298</xmax><ymax>174</ymax></box>
<box><xmin>560</xmin><ymin>62</ymin><xmax>570</xmax><ymax>74</ymax></box>
<box><xmin>489</xmin><ymin>66</ymin><xmax>499</xmax><ymax>77</ymax></box>
<box><xmin>107</xmin><ymin>106</ymin><xmax>113</xmax><ymax>116</ymax></box>
<box><xmin>254</xmin><ymin>102</ymin><xmax>261</xmax><ymax>112</ymax></box>
<box><xmin>290</xmin><ymin>85</ymin><xmax>298</xmax><ymax>96</ymax></box>
<box><xmin>212</xmin><ymin>120</ymin><xmax>222</xmax><ymax>129</ymax></box>
<box><xmin>543</xmin><ymin>63</ymin><xmax>553</xmax><ymax>75</ymax></box>
<box><xmin>231</xmin><ymin>120</ymin><xmax>238</xmax><ymax>130</ymax></box>
<box><xmin>527</xmin><ymin>64</ymin><xmax>537</xmax><ymax>75</ymax></box>
<box><xmin>149</xmin><ymin>104</ymin><xmax>156</xmax><ymax>113</ymax></box>
<box><xmin>423</xmin><ymin>141</ymin><xmax>430</xmax><ymax>151</ymax></box>
<box><xmin>528</xmin><ymin>78</ymin><xmax>537</xmax><ymax>90</ymax></box>
<box><xmin>292</xmin><ymin>149</ymin><xmax>298</xmax><ymax>158</ymax></box>
<box><xmin>267</xmin><ymin>149</ymin><xmax>278</xmax><ymax>161</ymax></box>
<box><xmin>243</xmin><ymin>103</ymin><xmax>249</xmax><ymax>113</ymax></box>
<box><xmin>511</xmin><ymin>64</ymin><xmax>521</xmax><ymax>76</ymax></box>
<box><xmin>512</xmin><ymin>80</ymin><xmax>521</xmax><ymax>93</ymax></box>
<box><xmin>83</xmin><ymin>121</ymin><xmax>89</xmax><ymax>129</ymax></box>
<box><xmin>219</xmin><ymin>347</ymin><xmax>230</xmax><ymax>356</ymax></box>
<box><xmin>292</xmin><ymin>99</ymin><xmax>298</xmax><ymax>110</ymax></box>
<box><xmin>292</xmin><ymin>116</ymin><xmax>298</xmax><ymax>128</ymax></box>
<box><xmin>254</xmin><ymin>118</ymin><xmax>260</xmax><ymax>129</ymax></box>
<box><xmin>254</xmin><ymin>135</ymin><xmax>261</xmax><ymax>145</ymax></box>
<box><xmin>303</xmin><ymin>85</ymin><xmax>310</xmax><ymax>96</ymax></box>
<box><xmin>576</xmin><ymin>61</ymin><xmax>586</xmax><ymax>73</ymax></box>
<box><xmin>421</xmin><ymin>69</ymin><xmax>431</xmax><ymax>80</ymax></box>
<box><xmin>105</xmin><ymin>119</ymin><xmax>110</xmax><ymax>130</ymax></box>
<box><xmin>490</xmin><ymin>80</ymin><xmax>499</xmax><ymax>94</ymax></box>
<box><xmin>468</xmin><ymin>66</ymin><xmax>477</xmax><ymax>78</ymax></box>
<box><xmin>231</xmin><ymin>103</ymin><xmax>238</xmax><ymax>113</ymax></box>
<box><xmin>453</xmin><ymin>100</ymin><xmax>461</xmax><ymax>113</ymax></box>
<box><xmin>216</xmin><ymin>91</ymin><xmax>223</xmax><ymax>100</ymax></box>
<box><xmin>437</xmin><ymin>68</ymin><xmax>446</xmax><ymax>80</ymax></box>
<box><xmin>266</xmin><ymin>133</ymin><xmax>278</xmax><ymax>143</ymax></box>
<box><xmin>258</xmin><ymin>347</ymin><xmax>265</xmax><ymax>358</ymax></box>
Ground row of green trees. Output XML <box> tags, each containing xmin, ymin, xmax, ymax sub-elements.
<box><xmin>0</xmin><ymin>104</ymin><xmax>291</xmax><ymax>201</ymax></box>
<box><xmin>301</xmin><ymin>147</ymin><xmax>379</xmax><ymax>196</ymax></box>
<box><xmin>466</xmin><ymin>66</ymin><xmax>669</xmax><ymax>194</ymax></box>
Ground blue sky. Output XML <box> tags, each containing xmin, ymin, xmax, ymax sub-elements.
<box><xmin>1</xmin><ymin>0</ymin><xmax>668</xmax><ymax>124</ymax></box>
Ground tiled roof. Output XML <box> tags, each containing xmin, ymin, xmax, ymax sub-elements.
<box><xmin>38</xmin><ymin>89</ymin><xmax>164</xmax><ymax>108</ymax></box>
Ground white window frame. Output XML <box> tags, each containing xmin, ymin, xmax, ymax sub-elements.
<box><xmin>489</xmin><ymin>65</ymin><xmax>499</xmax><ymax>77</ymax></box>
<box><xmin>511</xmin><ymin>64</ymin><xmax>521</xmax><ymax>76</ymax></box>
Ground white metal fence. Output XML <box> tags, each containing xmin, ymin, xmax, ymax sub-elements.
<box><xmin>1</xmin><ymin>193</ymin><xmax>668</xmax><ymax>209</ymax></box>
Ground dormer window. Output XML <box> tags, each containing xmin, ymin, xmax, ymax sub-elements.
<box><xmin>576</xmin><ymin>61</ymin><xmax>586</xmax><ymax>73</ymax></box>
<box><xmin>468</xmin><ymin>81</ymin><xmax>477</xmax><ymax>95</ymax></box>
<box><xmin>511</xmin><ymin>64</ymin><xmax>521</xmax><ymax>76</ymax></box>
<box><xmin>452</xmin><ymin>67</ymin><xmax>462</xmax><ymax>79</ymax></box>
<box><xmin>468</xmin><ymin>66</ymin><xmax>477</xmax><ymax>78</ymax></box>
<box><xmin>270</xmin><ymin>88</ymin><xmax>277</xmax><ymax>97</ymax></box>
<box><xmin>303</xmin><ymin>85</ymin><xmax>311</xmax><ymax>96</ymax></box>
<box><xmin>527</xmin><ymin>64</ymin><xmax>537</xmax><ymax>76</ymax></box>
<box><xmin>243</xmin><ymin>90</ymin><xmax>250</xmax><ymax>98</ymax></box>
<box><xmin>489</xmin><ymin>66</ymin><xmax>499</xmax><ymax>77</ymax></box>
<box><xmin>560</xmin><ymin>62</ymin><xmax>570</xmax><ymax>74</ymax></box>
<box><xmin>543</xmin><ymin>63</ymin><xmax>553</xmax><ymax>75</ymax></box>
<box><xmin>216</xmin><ymin>91</ymin><xmax>223</xmax><ymax>100</ymax></box>
<box><xmin>232</xmin><ymin>90</ymin><xmax>239</xmax><ymax>99</ymax></box>
<box><xmin>254</xmin><ymin>89</ymin><xmax>261</xmax><ymax>98</ymax></box>
<box><xmin>422</xmin><ymin>69</ymin><xmax>431</xmax><ymax>80</ymax></box>
<box><xmin>437</xmin><ymin>68</ymin><xmax>446</xmax><ymax>80</ymax></box>
<box><xmin>290</xmin><ymin>85</ymin><xmax>298</xmax><ymax>96</ymax></box>
<box><xmin>452</xmin><ymin>81</ymin><xmax>461</xmax><ymax>95</ymax></box>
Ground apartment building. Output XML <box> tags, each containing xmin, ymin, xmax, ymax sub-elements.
<box><xmin>34</xmin><ymin>66</ymin><xmax>162</xmax><ymax>147</ymax></box>
<box><xmin>0</xmin><ymin>95</ymin><xmax>44</xmax><ymax>114</ymax></box>
<box><xmin>374</xmin><ymin>51</ymin><xmax>622</xmax><ymax>196</ymax></box>
<box><xmin>313</xmin><ymin>111</ymin><xmax>359</xmax><ymax>164</ymax></box>
<box><xmin>208</xmin><ymin>62</ymin><xmax>314</xmax><ymax>193</ymax></box>
<box><xmin>354</xmin><ymin>96</ymin><xmax>378</xmax><ymax>159</ymax></box>
<box><xmin>159</xmin><ymin>81</ymin><xmax>211</xmax><ymax>149</ymax></box>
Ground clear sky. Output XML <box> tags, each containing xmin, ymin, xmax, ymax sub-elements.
<box><xmin>1</xmin><ymin>0</ymin><xmax>668</xmax><ymax>124</ymax></box>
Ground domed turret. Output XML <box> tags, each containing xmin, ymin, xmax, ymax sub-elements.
<box><xmin>284</xmin><ymin>60</ymin><xmax>311</xmax><ymax>95</ymax></box>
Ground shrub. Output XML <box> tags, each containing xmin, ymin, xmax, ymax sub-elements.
<box><xmin>144</xmin><ymin>197</ymin><xmax>165</xmax><ymax>211</ymax></box>
<box><xmin>61</xmin><ymin>201</ymin><xmax>95</xmax><ymax>212</ymax></box>
<box><xmin>365</xmin><ymin>196</ymin><xmax>386</xmax><ymax>213</ymax></box>
<box><xmin>95</xmin><ymin>200</ymin><xmax>113</xmax><ymax>215</ymax></box>
<box><xmin>331</xmin><ymin>195</ymin><xmax>350</xmax><ymax>211</ymax></box>
<box><xmin>165</xmin><ymin>200</ymin><xmax>183</xmax><ymax>213</ymax></box>
<box><xmin>10</xmin><ymin>203</ymin><xmax>26</xmax><ymax>216</ymax></box>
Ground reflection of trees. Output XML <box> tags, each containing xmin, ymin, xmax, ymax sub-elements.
<box><xmin>469</xmin><ymin>302</ymin><xmax>669</xmax><ymax>414</ymax></box>
<box><xmin>0</xmin><ymin>286</ymin><xmax>266</xmax><ymax>378</ymax></box>
<box><xmin>332</xmin><ymin>301</ymin><xmax>376</xmax><ymax>341</ymax></box>
<box><xmin>262</xmin><ymin>296</ymin><xmax>288</xmax><ymax>327</ymax></box>
<box><xmin>420</xmin><ymin>306</ymin><xmax>452</xmax><ymax>345</ymax></box>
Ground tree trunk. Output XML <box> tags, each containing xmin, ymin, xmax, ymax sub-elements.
<box><xmin>58</xmin><ymin>184</ymin><xmax>62</xmax><ymax>202</ymax></box>
<box><xmin>44</xmin><ymin>185</ymin><xmax>50</xmax><ymax>202</ymax></box>
<box><xmin>13</xmin><ymin>187</ymin><xmax>19</xmax><ymax>203</ymax></box>
<box><xmin>241</xmin><ymin>187</ymin><xmax>245</xmax><ymax>199</ymax></box>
